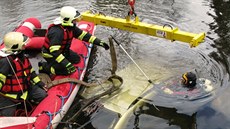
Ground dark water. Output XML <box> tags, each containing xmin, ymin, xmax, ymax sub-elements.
<box><xmin>0</xmin><ymin>0</ymin><xmax>230</xmax><ymax>129</ymax></box>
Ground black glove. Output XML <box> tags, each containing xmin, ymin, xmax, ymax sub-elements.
<box><xmin>66</xmin><ymin>62</ymin><xmax>76</xmax><ymax>74</ymax></box>
<box><xmin>99</xmin><ymin>41</ymin><xmax>110</xmax><ymax>50</ymax></box>
<box><xmin>58</xmin><ymin>56</ymin><xmax>76</xmax><ymax>74</ymax></box>
<box><xmin>36</xmin><ymin>81</ymin><xmax>48</xmax><ymax>91</ymax></box>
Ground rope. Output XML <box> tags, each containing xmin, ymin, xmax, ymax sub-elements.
<box><xmin>0</xmin><ymin>102</ymin><xmax>21</xmax><ymax>110</ymax></box>
<box><xmin>46</xmin><ymin>78</ymin><xmax>98</xmax><ymax>89</ymax></box>
<box><xmin>65</xmin><ymin>75</ymin><xmax>123</xmax><ymax>122</ymax></box>
<box><xmin>5</xmin><ymin>56</ymin><xmax>29</xmax><ymax>118</ymax></box>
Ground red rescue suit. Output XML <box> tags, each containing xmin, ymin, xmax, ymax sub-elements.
<box><xmin>0</xmin><ymin>56</ymin><xmax>31</xmax><ymax>94</ymax></box>
<box><xmin>43</xmin><ymin>24</ymin><xmax>73</xmax><ymax>53</ymax></box>
<box><xmin>0</xmin><ymin>53</ymin><xmax>42</xmax><ymax>100</ymax></box>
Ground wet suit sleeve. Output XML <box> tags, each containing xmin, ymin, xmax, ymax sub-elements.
<box><xmin>0</xmin><ymin>58</ymin><xmax>11</xmax><ymax>89</ymax></box>
<box><xmin>73</xmin><ymin>26</ymin><xmax>102</xmax><ymax>46</ymax></box>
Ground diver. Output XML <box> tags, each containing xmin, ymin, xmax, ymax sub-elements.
<box><xmin>181</xmin><ymin>72</ymin><xmax>213</xmax><ymax>91</ymax></box>
<box><xmin>162</xmin><ymin>72</ymin><xmax>214</xmax><ymax>97</ymax></box>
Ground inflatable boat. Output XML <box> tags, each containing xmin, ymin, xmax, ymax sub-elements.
<box><xmin>0</xmin><ymin>17</ymin><xmax>96</xmax><ymax>129</ymax></box>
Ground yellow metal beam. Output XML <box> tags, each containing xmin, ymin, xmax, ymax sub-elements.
<box><xmin>81</xmin><ymin>11</ymin><xmax>205</xmax><ymax>47</ymax></box>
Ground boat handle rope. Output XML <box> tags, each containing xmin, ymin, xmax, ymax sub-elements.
<box><xmin>45</xmin><ymin>83</ymin><xmax>74</xmax><ymax>129</ymax></box>
<box><xmin>75</xmin><ymin>42</ymin><xmax>90</xmax><ymax>80</ymax></box>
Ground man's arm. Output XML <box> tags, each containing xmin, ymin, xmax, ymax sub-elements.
<box><xmin>0</xmin><ymin>58</ymin><xmax>11</xmax><ymax>89</ymax></box>
<box><xmin>73</xmin><ymin>26</ymin><xmax>109</xmax><ymax>50</ymax></box>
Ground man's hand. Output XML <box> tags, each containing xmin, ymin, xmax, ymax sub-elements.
<box><xmin>42</xmin><ymin>85</ymin><xmax>48</xmax><ymax>91</ymax></box>
<box><xmin>37</xmin><ymin>81</ymin><xmax>48</xmax><ymax>92</ymax></box>
<box><xmin>100</xmin><ymin>41</ymin><xmax>110</xmax><ymax>50</ymax></box>
<box><xmin>66</xmin><ymin>62</ymin><xmax>76</xmax><ymax>74</ymax></box>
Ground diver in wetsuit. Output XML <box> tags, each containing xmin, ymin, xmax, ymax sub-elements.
<box><xmin>162</xmin><ymin>72</ymin><xmax>214</xmax><ymax>96</ymax></box>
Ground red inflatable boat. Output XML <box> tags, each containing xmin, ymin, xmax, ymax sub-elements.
<box><xmin>0</xmin><ymin>17</ymin><xmax>96</xmax><ymax>129</ymax></box>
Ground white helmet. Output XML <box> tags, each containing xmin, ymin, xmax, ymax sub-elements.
<box><xmin>2</xmin><ymin>32</ymin><xmax>29</xmax><ymax>54</ymax></box>
<box><xmin>54</xmin><ymin>6</ymin><xmax>81</xmax><ymax>26</ymax></box>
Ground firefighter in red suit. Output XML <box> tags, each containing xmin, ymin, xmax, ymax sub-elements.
<box><xmin>39</xmin><ymin>6</ymin><xmax>110</xmax><ymax>75</ymax></box>
<box><xmin>0</xmin><ymin>32</ymin><xmax>47</xmax><ymax>116</ymax></box>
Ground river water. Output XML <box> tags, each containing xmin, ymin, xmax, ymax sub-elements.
<box><xmin>0</xmin><ymin>0</ymin><xmax>230</xmax><ymax>129</ymax></box>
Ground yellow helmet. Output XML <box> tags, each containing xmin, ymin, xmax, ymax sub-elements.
<box><xmin>54</xmin><ymin>6</ymin><xmax>81</xmax><ymax>26</ymax></box>
<box><xmin>2</xmin><ymin>32</ymin><xmax>29</xmax><ymax>54</ymax></box>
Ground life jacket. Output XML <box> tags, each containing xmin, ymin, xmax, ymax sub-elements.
<box><xmin>0</xmin><ymin>55</ymin><xmax>32</xmax><ymax>95</ymax></box>
<box><xmin>43</xmin><ymin>24</ymin><xmax>73</xmax><ymax>53</ymax></box>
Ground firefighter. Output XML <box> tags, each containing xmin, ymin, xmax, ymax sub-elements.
<box><xmin>0</xmin><ymin>32</ymin><xmax>47</xmax><ymax>116</ymax></box>
<box><xmin>39</xmin><ymin>6</ymin><xmax>110</xmax><ymax>75</ymax></box>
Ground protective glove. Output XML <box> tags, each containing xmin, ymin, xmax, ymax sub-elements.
<box><xmin>66</xmin><ymin>62</ymin><xmax>76</xmax><ymax>74</ymax></box>
<box><xmin>99</xmin><ymin>41</ymin><xmax>110</xmax><ymax>50</ymax></box>
<box><xmin>36</xmin><ymin>81</ymin><xmax>48</xmax><ymax>92</ymax></box>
